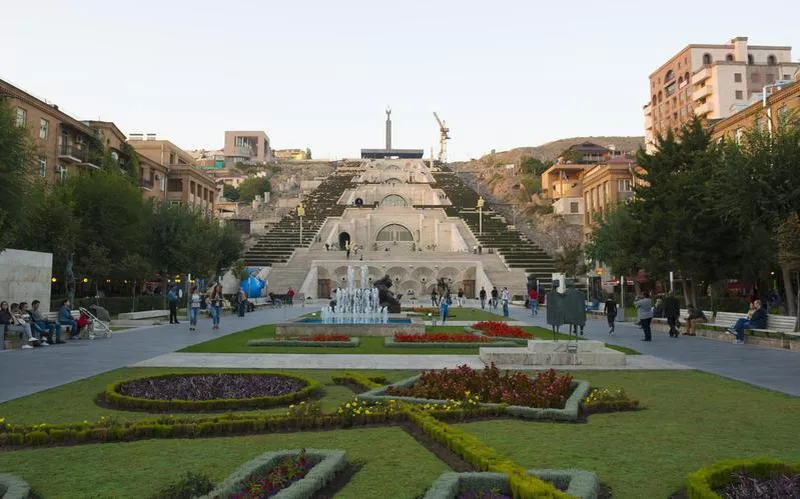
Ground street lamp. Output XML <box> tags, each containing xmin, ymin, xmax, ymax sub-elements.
<box><xmin>297</xmin><ymin>203</ymin><xmax>305</xmax><ymax>246</ymax></box>
<box><xmin>477</xmin><ymin>196</ymin><xmax>485</xmax><ymax>235</ymax></box>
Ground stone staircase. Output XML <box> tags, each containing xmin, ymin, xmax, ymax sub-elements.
<box><xmin>432</xmin><ymin>171</ymin><xmax>556</xmax><ymax>290</ymax></box>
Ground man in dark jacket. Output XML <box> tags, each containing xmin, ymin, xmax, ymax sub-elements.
<box><xmin>604</xmin><ymin>296</ymin><xmax>617</xmax><ymax>334</ymax></box>
<box><xmin>730</xmin><ymin>299</ymin><xmax>767</xmax><ymax>344</ymax></box>
<box><xmin>663</xmin><ymin>294</ymin><xmax>681</xmax><ymax>338</ymax></box>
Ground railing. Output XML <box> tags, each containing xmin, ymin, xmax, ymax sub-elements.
<box><xmin>140</xmin><ymin>178</ymin><xmax>154</xmax><ymax>189</ymax></box>
<box><xmin>58</xmin><ymin>144</ymin><xmax>86</xmax><ymax>162</ymax></box>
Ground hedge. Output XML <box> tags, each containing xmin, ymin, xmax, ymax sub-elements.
<box><xmin>331</xmin><ymin>372</ymin><xmax>385</xmax><ymax>391</ymax></box>
<box><xmin>685</xmin><ymin>457</ymin><xmax>800</xmax><ymax>499</ymax></box>
<box><xmin>102</xmin><ymin>372</ymin><xmax>320</xmax><ymax>412</ymax></box>
<box><xmin>247</xmin><ymin>338</ymin><xmax>360</xmax><ymax>348</ymax></box>
<box><xmin>358</xmin><ymin>374</ymin><xmax>591</xmax><ymax>422</ymax></box>
<box><xmin>0</xmin><ymin>473</ymin><xmax>31</xmax><ymax>499</ymax></box>
<box><xmin>200</xmin><ymin>449</ymin><xmax>347</xmax><ymax>499</ymax></box>
<box><xmin>383</xmin><ymin>337</ymin><xmax>521</xmax><ymax>348</ymax></box>
<box><xmin>423</xmin><ymin>470</ymin><xmax>599</xmax><ymax>499</ymax></box>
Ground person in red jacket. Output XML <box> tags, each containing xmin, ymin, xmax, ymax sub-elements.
<box><xmin>528</xmin><ymin>288</ymin><xmax>539</xmax><ymax>315</ymax></box>
<box><xmin>287</xmin><ymin>287</ymin><xmax>295</xmax><ymax>305</ymax></box>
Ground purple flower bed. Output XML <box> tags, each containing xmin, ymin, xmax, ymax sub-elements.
<box><xmin>718</xmin><ymin>471</ymin><xmax>800</xmax><ymax>499</ymax></box>
<box><xmin>117</xmin><ymin>374</ymin><xmax>306</xmax><ymax>401</ymax></box>
<box><xmin>458</xmin><ymin>489</ymin><xmax>512</xmax><ymax>499</ymax></box>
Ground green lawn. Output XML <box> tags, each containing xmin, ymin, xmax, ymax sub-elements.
<box><xmin>0</xmin><ymin>368</ymin><xmax>416</xmax><ymax>425</ymax></box>
<box><xmin>0</xmin><ymin>427</ymin><xmax>448</xmax><ymax>499</ymax></box>
<box><xmin>406</xmin><ymin>307</ymin><xmax>510</xmax><ymax>321</ymax></box>
<box><xmin>180</xmin><ymin>324</ymin><xmax>639</xmax><ymax>355</ymax></box>
<box><xmin>458</xmin><ymin>370</ymin><xmax>800</xmax><ymax>498</ymax></box>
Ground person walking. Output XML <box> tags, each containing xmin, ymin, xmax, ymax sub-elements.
<box><xmin>604</xmin><ymin>295</ymin><xmax>617</xmax><ymax>334</ymax></box>
<box><xmin>188</xmin><ymin>286</ymin><xmax>201</xmax><ymax>332</ymax></box>
<box><xmin>529</xmin><ymin>288</ymin><xmax>538</xmax><ymax>315</ymax></box>
<box><xmin>491</xmin><ymin>287</ymin><xmax>499</xmax><ymax>310</ymax></box>
<box><xmin>287</xmin><ymin>287</ymin><xmax>295</xmax><ymax>305</ymax></box>
<box><xmin>634</xmin><ymin>292</ymin><xmax>654</xmax><ymax>341</ymax></box>
<box><xmin>457</xmin><ymin>288</ymin><xmax>464</xmax><ymax>307</ymax></box>
<box><xmin>663</xmin><ymin>293</ymin><xmax>681</xmax><ymax>338</ymax></box>
<box><xmin>501</xmin><ymin>287</ymin><xmax>510</xmax><ymax>317</ymax></box>
<box><xmin>209</xmin><ymin>283</ymin><xmax>223</xmax><ymax>330</ymax></box>
<box><xmin>440</xmin><ymin>293</ymin><xmax>450</xmax><ymax>323</ymax></box>
<box><xmin>168</xmin><ymin>285</ymin><xmax>180</xmax><ymax>324</ymax></box>
<box><xmin>431</xmin><ymin>289</ymin><xmax>439</xmax><ymax>307</ymax></box>
<box><xmin>479</xmin><ymin>287</ymin><xmax>487</xmax><ymax>309</ymax></box>
<box><xmin>237</xmin><ymin>288</ymin><xmax>247</xmax><ymax>317</ymax></box>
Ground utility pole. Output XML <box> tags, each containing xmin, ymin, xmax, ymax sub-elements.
<box><xmin>477</xmin><ymin>196</ymin><xmax>485</xmax><ymax>235</ymax></box>
<box><xmin>297</xmin><ymin>203</ymin><xmax>305</xmax><ymax>246</ymax></box>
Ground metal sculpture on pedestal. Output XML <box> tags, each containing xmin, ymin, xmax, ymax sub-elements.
<box><xmin>545</xmin><ymin>281</ymin><xmax>586</xmax><ymax>346</ymax></box>
<box><xmin>374</xmin><ymin>274</ymin><xmax>403</xmax><ymax>313</ymax></box>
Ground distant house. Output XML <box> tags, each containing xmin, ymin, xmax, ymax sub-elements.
<box><xmin>560</xmin><ymin>142</ymin><xmax>614</xmax><ymax>164</ymax></box>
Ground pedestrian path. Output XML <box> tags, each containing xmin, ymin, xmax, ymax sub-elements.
<box><xmin>133</xmin><ymin>352</ymin><xmax>689</xmax><ymax>371</ymax></box>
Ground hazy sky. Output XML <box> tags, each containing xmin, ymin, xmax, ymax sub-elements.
<box><xmin>3</xmin><ymin>1</ymin><xmax>799</xmax><ymax>160</ymax></box>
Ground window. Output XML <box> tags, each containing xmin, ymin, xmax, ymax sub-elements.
<box><xmin>665</xmin><ymin>70</ymin><xmax>675</xmax><ymax>82</ymax></box>
<box><xmin>767</xmin><ymin>54</ymin><xmax>777</xmax><ymax>65</ymax></box>
<box><xmin>735</xmin><ymin>90</ymin><xmax>743</xmax><ymax>100</ymax></box>
<box><xmin>616</xmin><ymin>179</ymin><xmax>632</xmax><ymax>192</ymax></box>
<box><xmin>570</xmin><ymin>202</ymin><xmax>579</xmax><ymax>214</ymax></box>
<box><xmin>375</xmin><ymin>224</ymin><xmax>414</xmax><ymax>242</ymax></box>
<box><xmin>779</xmin><ymin>105</ymin><xmax>789</xmax><ymax>123</ymax></box>
<box><xmin>755</xmin><ymin>117</ymin><xmax>764</xmax><ymax>131</ymax></box>
<box><xmin>734</xmin><ymin>73</ymin><xmax>742</xmax><ymax>83</ymax></box>
<box><xmin>15</xmin><ymin>108</ymin><xmax>26</xmax><ymax>127</ymax></box>
<box><xmin>747</xmin><ymin>54</ymin><xmax>754</xmax><ymax>64</ymax></box>
<box><xmin>39</xmin><ymin>119</ymin><xmax>48</xmax><ymax>140</ymax></box>
<box><xmin>766</xmin><ymin>74</ymin><xmax>775</xmax><ymax>84</ymax></box>
<box><xmin>380</xmin><ymin>194</ymin><xmax>407</xmax><ymax>207</ymax></box>
<box><xmin>783</xmin><ymin>74</ymin><xmax>791</xmax><ymax>80</ymax></box>
<box><xmin>735</xmin><ymin>128</ymin><xmax>743</xmax><ymax>144</ymax></box>
<box><xmin>38</xmin><ymin>156</ymin><xmax>47</xmax><ymax>177</ymax></box>
<box><xmin>702</xmin><ymin>53</ymin><xmax>712</xmax><ymax>65</ymax></box>
<box><xmin>752</xmin><ymin>73</ymin><xmax>760</xmax><ymax>83</ymax></box>
<box><xmin>726</xmin><ymin>53</ymin><xmax>734</xmax><ymax>62</ymax></box>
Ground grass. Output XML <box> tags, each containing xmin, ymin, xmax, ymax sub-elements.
<box><xmin>179</xmin><ymin>324</ymin><xmax>639</xmax><ymax>355</ymax></box>
<box><xmin>406</xmin><ymin>307</ymin><xmax>510</xmax><ymax>322</ymax></box>
<box><xmin>457</xmin><ymin>370</ymin><xmax>800</xmax><ymax>498</ymax></box>
<box><xmin>0</xmin><ymin>427</ymin><xmax>448</xmax><ymax>499</ymax></box>
<box><xmin>0</xmin><ymin>368</ymin><xmax>416</xmax><ymax>425</ymax></box>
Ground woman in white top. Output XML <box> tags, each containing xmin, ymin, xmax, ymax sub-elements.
<box><xmin>189</xmin><ymin>286</ymin><xmax>201</xmax><ymax>332</ymax></box>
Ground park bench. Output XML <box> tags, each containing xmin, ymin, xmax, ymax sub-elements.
<box><xmin>700</xmin><ymin>311</ymin><xmax>799</xmax><ymax>340</ymax></box>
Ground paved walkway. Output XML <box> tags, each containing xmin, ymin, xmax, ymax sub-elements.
<box><xmin>0</xmin><ymin>306</ymin><xmax>307</xmax><ymax>403</ymax></box>
<box><xmin>134</xmin><ymin>352</ymin><xmax>689</xmax><ymax>371</ymax></box>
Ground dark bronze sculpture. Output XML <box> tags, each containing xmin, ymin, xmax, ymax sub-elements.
<box><xmin>374</xmin><ymin>274</ymin><xmax>403</xmax><ymax>313</ymax></box>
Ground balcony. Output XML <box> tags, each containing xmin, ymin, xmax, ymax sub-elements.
<box><xmin>643</xmin><ymin>103</ymin><xmax>652</xmax><ymax>116</ymax></box>
<box><xmin>691</xmin><ymin>67</ymin><xmax>711</xmax><ymax>85</ymax></box>
<box><xmin>694</xmin><ymin>101</ymin><xmax>711</xmax><ymax>117</ymax></box>
<box><xmin>58</xmin><ymin>144</ymin><xmax>86</xmax><ymax>163</ymax></box>
<box><xmin>140</xmin><ymin>178</ymin><xmax>154</xmax><ymax>190</ymax></box>
<box><xmin>644</xmin><ymin>115</ymin><xmax>653</xmax><ymax>130</ymax></box>
<box><xmin>692</xmin><ymin>85</ymin><xmax>712</xmax><ymax>102</ymax></box>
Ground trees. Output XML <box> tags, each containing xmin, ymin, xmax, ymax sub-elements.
<box><xmin>238</xmin><ymin>177</ymin><xmax>271</xmax><ymax>202</ymax></box>
<box><xmin>585</xmin><ymin>204</ymin><xmax>646</xmax><ymax>291</ymax></box>
<box><xmin>222</xmin><ymin>183</ymin><xmax>240</xmax><ymax>201</ymax></box>
<box><xmin>520</xmin><ymin>157</ymin><xmax>552</xmax><ymax>176</ymax></box>
<box><xmin>305</xmin><ymin>147</ymin><xmax>312</xmax><ymax>160</ymax></box>
<box><xmin>0</xmin><ymin>97</ymin><xmax>34</xmax><ymax>250</ymax></box>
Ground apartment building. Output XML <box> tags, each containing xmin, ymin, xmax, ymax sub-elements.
<box><xmin>1</xmin><ymin>78</ymin><xmax>104</xmax><ymax>182</ymax></box>
<box><xmin>274</xmin><ymin>148</ymin><xmax>307</xmax><ymax>161</ymax></box>
<box><xmin>644</xmin><ymin>37</ymin><xmax>800</xmax><ymax>151</ymax></box>
<box><xmin>223</xmin><ymin>130</ymin><xmax>272</xmax><ymax>165</ymax></box>
<box><xmin>128</xmin><ymin>136</ymin><xmax>217</xmax><ymax>214</ymax></box>
<box><xmin>710</xmin><ymin>76</ymin><xmax>800</xmax><ymax>142</ymax></box>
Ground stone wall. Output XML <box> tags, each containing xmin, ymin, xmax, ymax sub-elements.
<box><xmin>0</xmin><ymin>249</ymin><xmax>53</xmax><ymax>312</ymax></box>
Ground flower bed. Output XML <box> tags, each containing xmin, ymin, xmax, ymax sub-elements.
<box><xmin>385</xmin><ymin>365</ymin><xmax>573</xmax><ymax>409</ymax></box>
<box><xmin>395</xmin><ymin>333</ymin><xmax>490</xmax><ymax>343</ymax></box>
<box><xmin>686</xmin><ymin>458</ymin><xmax>800</xmax><ymax>499</ymax></box>
<box><xmin>103</xmin><ymin>372</ymin><xmax>319</xmax><ymax>412</ymax></box>
<box><xmin>203</xmin><ymin>449</ymin><xmax>347</xmax><ymax>499</ymax></box>
<box><xmin>581</xmin><ymin>388</ymin><xmax>640</xmax><ymax>414</ymax></box>
<box><xmin>247</xmin><ymin>337</ymin><xmax>360</xmax><ymax>348</ymax></box>
<box><xmin>472</xmin><ymin>321</ymin><xmax>532</xmax><ymax>339</ymax></box>
<box><xmin>422</xmin><ymin>470</ymin><xmax>599</xmax><ymax>499</ymax></box>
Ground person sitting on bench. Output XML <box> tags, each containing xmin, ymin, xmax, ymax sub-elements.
<box><xmin>729</xmin><ymin>300</ymin><xmax>767</xmax><ymax>344</ymax></box>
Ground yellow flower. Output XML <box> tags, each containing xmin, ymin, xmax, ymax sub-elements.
<box><xmin>365</xmin><ymin>410</ymin><xmax>371</xmax><ymax>415</ymax></box>
<box><xmin>346</xmin><ymin>403</ymin><xmax>351</xmax><ymax>408</ymax></box>
<box><xmin>289</xmin><ymin>405</ymin><xmax>295</xmax><ymax>409</ymax></box>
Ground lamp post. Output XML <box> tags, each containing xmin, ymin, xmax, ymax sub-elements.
<box><xmin>477</xmin><ymin>196</ymin><xmax>484</xmax><ymax>235</ymax></box>
<box><xmin>297</xmin><ymin>203</ymin><xmax>305</xmax><ymax>246</ymax></box>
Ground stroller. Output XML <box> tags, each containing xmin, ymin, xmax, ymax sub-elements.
<box><xmin>80</xmin><ymin>306</ymin><xmax>112</xmax><ymax>339</ymax></box>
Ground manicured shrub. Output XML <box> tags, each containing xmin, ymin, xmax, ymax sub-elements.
<box><xmin>150</xmin><ymin>472</ymin><xmax>214</xmax><ymax>499</ymax></box>
<box><xmin>686</xmin><ymin>458</ymin><xmax>800</xmax><ymax>499</ymax></box>
<box><xmin>395</xmin><ymin>333</ymin><xmax>490</xmax><ymax>343</ymax></box>
<box><xmin>386</xmin><ymin>364</ymin><xmax>573</xmax><ymax>409</ymax></box>
<box><xmin>298</xmin><ymin>334</ymin><xmax>351</xmax><ymax>342</ymax></box>
<box><xmin>719</xmin><ymin>470</ymin><xmax>800</xmax><ymax>499</ymax></box>
<box><xmin>581</xmin><ymin>388</ymin><xmax>639</xmax><ymax>414</ymax></box>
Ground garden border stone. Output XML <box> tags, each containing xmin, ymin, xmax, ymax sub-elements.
<box><xmin>0</xmin><ymin>473</ymin><xmax>31</xmax><ymax>499</ymax></box>
<box><xmin>384</xmin><ymin>337</ymin><xmax>521</xmax><ymax>348</ymax></box>
<box><xmin>359</xmin><ymin>374</ymin><xmax>591</xmax><ymax>421</ymax></box>
<box><xmin>200</xmin><ymin>448</ymin><xmax>347</xmax><ymax>499</ymax></box>
<box><xmin>422</xmin><ymin>470</ymin><xmax>599</xmax><ymax>499</ymax></box>
<box><xmin>247</xmin><ymin>338</ymin><xmax>360</xmax><ymax>348</ymax></box>
<box><xmin>103</xmin><ymin>372</ymin><xmax>319</xmax><ymax>412</ymax></box>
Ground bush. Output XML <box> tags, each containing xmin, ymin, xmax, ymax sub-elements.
<box><xmin>50</xmin><ymin>295</ymin><xmax>167</xmax><ymax>315</ymax></box>
<box><xmin>394</xmin><ymin>333</ymin><xmax>490</xmax><ymax>343</ymax></box>
<box><xmin>581</xmin><ymin>388</ymin><xmax>640</xmax><ymax>414</ymax></box>
<box><xmin>150</xmin><ymin>472</ymin><xmax>214</xmax><ymax>499</ymax></box>
<box><xmin>686</xmin><ymin>458</ymin><xmax>800</xmax><ymax>499</ymax></box>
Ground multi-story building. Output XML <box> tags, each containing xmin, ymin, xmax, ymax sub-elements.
<box><xmin>223</xmin><ymin>130</ymin><xmax>272</xmax><ymax>165</ymax></box>
<box><xmin>187</xmin><ymin>149</ymin><xmax>226</xmax><ymax>169</ymax></box>
<box><xmin>1</xmin><ymin>78</ymin><xmax>103</xmax><ymax>183</ymax></box>
<box><xmin>274</xmin><ymin>148</ymin><xmax>307</xmax><ymax>161</ymax></box>
<box><xmin>644</xmin><ymin>37</ymin><xmax>800</xmax><ymax>151</ymax></box>
<box><xmin>129</xmin><ymin>136</ymin><xmax>217</xmax><ymax>214</ymax></box>
<box><xmin>710</xmin><ymin>75</ymin><xmax>800</xmax><ymax>142</ymax></box>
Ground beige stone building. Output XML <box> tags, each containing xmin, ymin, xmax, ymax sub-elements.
<box><xmin>274</xmin><ymin>149</ymin><xmax>307</xmax><ymax>161</ymax></box>
<box><xmin>644</xmin><ymin>37</ymin><xmax>799</xmax><ymax>151</ymax></box>
<box><xmin>129</xmin><ymin>137</ymin><xmax>217</xmax><ymax>214</ymax></box>
<box><xmin>224</xmin><ymin>131</ymin><xmax>272</xmax><ymax>164</ymax></box>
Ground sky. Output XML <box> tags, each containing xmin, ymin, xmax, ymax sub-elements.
<box><xmin>2</xmin><ymin>0</ymin><xmax>799</xmax><ymax>161</ymax></box>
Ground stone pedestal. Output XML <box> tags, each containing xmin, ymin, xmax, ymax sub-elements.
<box><xmin>479</xmin><ymin>340</ymin><xmax>626</xmax><ymax>366</ymax></box>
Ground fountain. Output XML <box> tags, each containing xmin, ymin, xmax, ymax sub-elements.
<box><xmin>275</xmin><ymin>265</ymin><xmax>424</xmax><ymax>337</ymax></box>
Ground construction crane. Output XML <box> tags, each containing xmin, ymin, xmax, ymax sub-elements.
<box><xmin>433</xmin><ymin>112</ymin><xmax>451</xmax><ymax>163</ymax></box>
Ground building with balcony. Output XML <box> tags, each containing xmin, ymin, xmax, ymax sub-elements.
<box><xmin>128</xmin><ymin>137</ymin><xmax>217</xmax><ymax>214</ymax></box>
<box><xmin>0</xmin><ymin>78</ymin><xmax>105</xmax><ymax>182</ymax></box>
<box><xmin>644</xmin><ymin>37</ymin><xmax>800</xmax><ymax>151</ymax></box>
<box><xmin>223</xmin><ymin>131</ymin><xmax>272</xmax><ymax>165</ymax></box>
<box><xmin>540</xmin><ymin>163</ymin><xmax>586</xmax><ymax>200</ymax></box>
<box><xmin>274</xmin><ymin>148</ymin><xmax>308</xmax><ymax>161</ymax></box>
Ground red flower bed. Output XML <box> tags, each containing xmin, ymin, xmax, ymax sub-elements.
<box><xmin>394</xmin><ymin>333</ymin><xmax>490</xmax><ymax>343</ymax></box>
<box><xmin>385</xmin><ymin>364</ymin><xmax>573</xmax><ymax>408</ymax></box>
<box><xmin>233</xmin><ymin>449</ymin><xmax>313</xmax><ymax>498</ymax></box>
<box><xmin>298</xmin><ymin>334</ymin><xmax>351</xmax><ymax>342</ymax></box>
<box><xmin>473</xmin><ymin>321</ymin><xmax>533</xmax><ymax>339</ymax></box>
